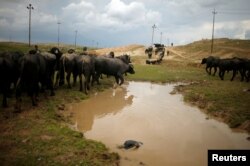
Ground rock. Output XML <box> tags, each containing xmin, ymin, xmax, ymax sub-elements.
<box><xmin>139</xmin><ymin>161</ymin><xmax>146</xmax><ymax>165</ymax></box>
<box><xmin>123</xmin><ymin>140</ymin><xmax>143</xmax><ymax>149</ymax></box>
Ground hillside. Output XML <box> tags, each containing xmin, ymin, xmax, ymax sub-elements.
<box><xmin>168</xmin><ymin>38</ymin><xmax>250</xmax><ymax>62</ymax></box>
<box><xmin>95</xmin><ymin>44</ymin><xmax>145</xmax><ymax>56</ymax></box>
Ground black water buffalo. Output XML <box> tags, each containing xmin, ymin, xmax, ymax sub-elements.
<box><xmin>57</xmin><ymin>52</ymin><xmax>78</xmax><ymax>88</ymax></box>
<box><xmin>94</xmin><ymin>57</ymin><xmax>135</xmax><ymax>85</ymax></box>
<box><xmin>28</xmin><ymin>47</ymin><xmax>62</xmax><ymax>95</ymax></box>
<box><xmin>74</xmin><ymin>54</ymin><xmax>95</xmax><ymax>94</ymax></box>
<box><xmin>15</xmin><ymin>53</ymin><xmax>47</xmax><ymax>109</ymax></box>
<box><xmin>105</xmin><ymin>51</ymin><xmax>115</xmax><ymax>58</ymax></box>
<box><xmin>38</xmin><ymin>52</ymin><xmax>57</xmax><ymax>96</ymax></box>
<box><xmin>218</xmin><ymin>57</ymin><xmax>244</xmax><ymax>81</ymax></box>
<box><xmin>15</xmin><ymin>47</ymin><xmax>62</xmax><ymax>110</ymax></box>
<box><xmin>236</xmin><ymin>58</ymin><xmax>250</xmax><ymax>82</ymax></box>
<box><xmin>244</xmin><ymin>59</ymin><xmax>250</xmax><ymax>82</ymax></box>
<box><xmin>116</xmin><ymin>54</ymin><xmax>131</xmax><ymax>64</ymax></box>
<box><xmin>39</xmin><ymin>48</ymin><xmax>62</xmax><ymax>96</ymax></box>
<box><xmin>0</xmin><ymin>51</ymin><xmax>24</xmax><ymax>107</ymax></box>
<box><xmin>201</xmin><ymin>56</ymin><xmax>220</xmax><ymax>76</ymax></box>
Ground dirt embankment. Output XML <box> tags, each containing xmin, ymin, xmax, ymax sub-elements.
<box><xmin>95</xmin><ymin>44</ymin><xmax>145</xmax><ymax>56</ymax></box>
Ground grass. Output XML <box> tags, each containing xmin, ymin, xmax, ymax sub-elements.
<box><xmin>0</xmin><ymin>41</ymin><xmax>95</xmax><ymax>54</ymax></box>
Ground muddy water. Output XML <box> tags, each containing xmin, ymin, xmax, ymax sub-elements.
<box><xmin>68</xmin><ymin>82</ymin><xmax>250</xmax><ymax>166</ymax></box>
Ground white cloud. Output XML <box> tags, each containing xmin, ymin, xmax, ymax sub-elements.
<box><xmin>62</xmin><ymin>0</ymin><xmax>161</xmax><ymax>31</ymax></box>
<box><xmin>215</xmin><ymin>20</ymin><xmax>250</xmax><ymax>39</ymax></box>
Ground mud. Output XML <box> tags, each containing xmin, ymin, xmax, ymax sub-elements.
<box><xmin>67</xmin><ymin>82</ymin><xmax>250</xmax><ymax>166</ymax></box>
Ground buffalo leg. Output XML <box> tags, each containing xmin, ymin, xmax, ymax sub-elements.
<box><xmin>54</xmin><ymin>71</ymin><xmax>60</xmax><ymax>88</ymax></box>
<box><xmin>15</xmin><ymin>80</ymin><xmax>23</xmax><ymax>111</ymax></box>
<box><xmin>213</xmin><ymin>67</ymin><xmax>217</xmax><ymax>76</ymax></box>
<box><xmin>79</xmin><ymin>74</ymin><xmax>83</xmax><ymax>92</ymax></box>
<box><xmin>2</xmin><ymin>94</ymin><xmax>7</xmax><ymax>108</ymax></box>
<box><xmin>247</xmin><ymin>71</ymin><xmax>250</xmax><ymax>82</ymax></box>
<box><xmin>93</xmin><ymin>73</ymin><xmax>101</xmax><ymax>85</ymax></box>
<box><xmin>206</xmin><ymin>66</ymin><xmax>210</xmax><ymax>74</ymax></box>
<box><xmin>118</xmin><ymin>74</ymin><xmax>124</xmax><ymax>85</ymax></box>
<box><xmin>219</xmin><ymin>70</ymin><xmax>224</xmax><ymax>80</ymax></box>
<box><xmin>115</xmin><ymin>76</ymin><xmax>119</xmax><ymax>84</ymax></box>
<box><xmin>84</xmin><ymin>77</ymin><xmax>88</xmax><ymax>95</ymax></box>
<box><xmin>239</xmin><ymin>69</ymin><xmax>245</xmax><ymax>82</ymax></box>
<box><xmin>66</xmin><ymin>72</ymin><xmax>71</xmax><ymax>88</ymax></box>
<box><xmin>48</xmin><ymin>73</ymin><xmax>55</xmax><ymax>96</ymax></box>
<box><xmin>73</xmin><ymin>72</ymin><xmax>77</xmax><ymax>87</ymax></box>
<box><xmin>59</xmin><ymin>70</ymin><xmax>65</xmax><ymax>86</ymax></box>
<box><xmin>231</xmin><ymin>70</ymin><xmax>237</xmax><ymax>81</ymax></box>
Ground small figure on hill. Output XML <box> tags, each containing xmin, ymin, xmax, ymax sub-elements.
<box><xmin>29</xmin><ymin>45</ymin><xmax>40</xmax><ymax>54</ymax></box>
<box><xmin>109</xmin><ymin>51</ymin><xmax>115</xmax><ymax>58</ymax></box>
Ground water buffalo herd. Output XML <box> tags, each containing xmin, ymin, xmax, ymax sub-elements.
<box><xmin>0</xmin><ymin>47</ymin><xmax>135</xmax><ymax>110</ymax></box>
<box><xmin>201</xmin><ymin>56</ymin><xmax>250</xmax><ymax>81</ymax></box>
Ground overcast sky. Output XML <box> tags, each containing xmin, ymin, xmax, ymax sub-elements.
<box><xmin>0</xmin><ymin>0</ymin><xmax>250</xmax><ymax>47</ymax></box>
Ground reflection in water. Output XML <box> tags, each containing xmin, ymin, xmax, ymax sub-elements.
<box><xmin>71</xmin><ymin>86</ymin><xmax>134</xmax><ymax>132</ymax></box>
<box><xmin>70</xmin><ymin>82</ymin><xmax>250</xmax><ymax>166</ymax></box>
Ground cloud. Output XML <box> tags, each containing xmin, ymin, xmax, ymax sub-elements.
<box><xmin>245</xmin><ymin>30</ymin><xmax>250</xmax><ymax>39</ymax></box>
<box><xmin>215</xmin><ymin>20</ymin><xmax>250</xmax><ymax>39</ymax></box>
<box><xmin>62</xmin><ymin>0</ymin><xmax>161</xmax><ymax>31</ymax></box>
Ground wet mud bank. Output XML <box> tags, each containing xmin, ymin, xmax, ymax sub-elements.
<box><xmin>66</xmin><ymin>81</ymin><xmax>250</xmax><ymax>166</ymax></box>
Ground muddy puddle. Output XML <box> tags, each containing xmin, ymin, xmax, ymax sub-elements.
<box><xmin>67</xmin><ymin>81</ymin><xmax>250</xmax><ymax>166</ymax></box>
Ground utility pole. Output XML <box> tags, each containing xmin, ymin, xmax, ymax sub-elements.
<box><xmin>27</xmin><ymin>4</ymin><xmax>34</xmax><ymax>47</ymax></box>
<box><xmin>57</xmin><ymin>21</ymin><xmax>61</xmax><ymax>47</ymax></box>
<box><xmin>74</xmin><ymin>30</ymin><xmax>77</xmax><ymax>48</ymax></box>
<box><xmin>211</xmin><ymin>8</ymin><xmax>217</xmax><ymax>54</ymax></box>
<box><xmin>151</xmin><ymin>24</ymin><xmax>157</xmax><ymax>46</ymax></box>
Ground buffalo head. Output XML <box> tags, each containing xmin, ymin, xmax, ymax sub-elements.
<box><xmin>127</xmin><ymin>64</ymin><xmax>135</xmax><ymax>74</ymax></box>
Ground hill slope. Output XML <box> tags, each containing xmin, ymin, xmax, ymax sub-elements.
<box><xmin>169</xmin><ymin>38</ymin><xmax>250</xmax><ymax>62</ymax></box>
